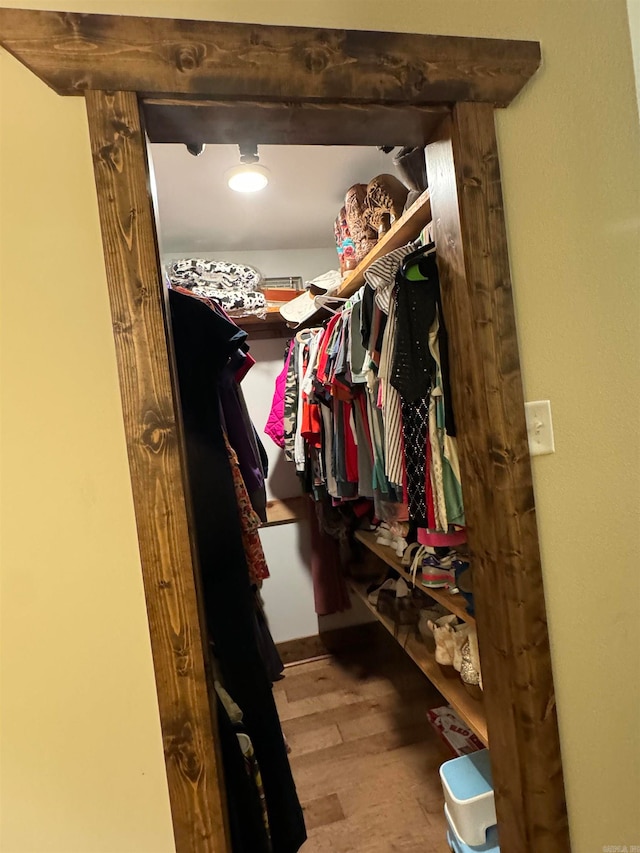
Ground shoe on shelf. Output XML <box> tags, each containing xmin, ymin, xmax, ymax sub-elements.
<box><xmin>421</xmin><ymin>566</ymin><xmax>455</xmax><ymax>589</ymax></box>
<box><xmin>401</xmin><ymin>541</ymin><xmax>422</xmax><ymax>568</ymax></box>
<box><xmin>392</xmin><ymin>146</ymin><xmax>428</xmax><ymax>194</ymax></box>
<box><xmin>394</xmin><ymin>537</ymin><xmax>408</xmax><ymax>557</ymax></box>
<box><xmin>451</xmin><ymin>623</ymin><xmax>471</xmax><ymax>672</ymax></box>
<box><xmin>424</xmin><ymin>553</ymin><xmax>454</xmax><ymax>569</ymax></box>
<box><xmin>417</xmin><ymin>609</ymin><xmax>455</xmax><ymax>644</ymax></box>
<box><xmin>367</xmin><ymin>578</ymin><xmax>397</xmax><ymax>607</ymax></box>
<box><xmin>428</xmin><ymin>619</ymin><xmax>458</xmax><ymax>667</ymax></box>
<box><xmin>459</xmin><ymin>627</ymin><xmax>483</xmax><ymax>692</ymax></box>
<box><xmin>452</xmin><ymin>558</ymin><xmax>475</xmax><ymax>616</ymax></box>
<box><xmin>374</xmin><ymin>521</ymin><xmax>393</xmax><ymax>541</ymax></box>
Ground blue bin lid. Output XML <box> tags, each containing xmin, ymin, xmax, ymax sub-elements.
<box><xmin>440</xmin><ymin>749</ymin><xmax>494</xmax><ymax>802</ymax></box>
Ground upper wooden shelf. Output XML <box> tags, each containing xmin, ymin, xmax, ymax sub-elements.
<box><xmin>237</xmin><ymin>306</ymin><xmax>294</xmax><ymax>340</ymax></box>
<box><xmin>337</xmin><ymin>190</ymin><xmax>432</xmax><ymax>299</ymax></box>
<box><xmin>238</xmin><ymin>189</ymin><xmax>431</xmax><ymax>338</ymax></box>
<box><xmin>354</xmin><ymin>529</ymin><xmax>474</xmax><ymax>626</ymax></box>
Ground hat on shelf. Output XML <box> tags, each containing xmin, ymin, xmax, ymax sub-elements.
<box><xmin>305</xmin><ymin>269</ymin><xmax>342</xmax><ymax>295</ymax></box>
<box><xmin>279</xmin><ymin>270</ymin><xmax>342</xmax><ymax>328</ymax></box>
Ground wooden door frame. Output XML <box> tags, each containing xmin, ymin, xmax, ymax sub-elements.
<box><xmin>0</xmin><ymin>8</ymin><xmax>569</xmax><ymax>852</ymax></box>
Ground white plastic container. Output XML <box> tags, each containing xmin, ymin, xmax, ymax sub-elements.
<box><xmin>445</xmin><ymin>805</ymin><xmax>500</xmax><ymax>852</ymax></box>
<box><xmin>439</xmin><ymin>749</ymin><xmax>497</xmax><ymax>847</ymax></box>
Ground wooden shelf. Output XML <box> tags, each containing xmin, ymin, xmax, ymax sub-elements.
<box><xmin>337</xmin><ymin>190</ymin><xmax>432</xmax><ymax>299</ymax></box>
<box><xmin>262</xmin><ymin>495</ymin><xmax>308</xmax><ymax>527</ymax></box>
<box><xmin>239</xmin><ymin>189</ymin><xmax>431</xmax><ymax>336</ymax></box>
<box><xmin>349</xmin><ymin>578</ymin><xmax>488</xmax><ymax>746</ymax></box>
<box><xmin>354</xmin><ymin>530</ymin><xmax>474</xmax><ymax>626</ymax></box>
<box><xmin>237</xmin><ymin>306</ymin><xmax>294</xmax><ymax>340</ymax></box>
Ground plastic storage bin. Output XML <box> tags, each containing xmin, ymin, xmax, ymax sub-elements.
<box><xmin>439</xmin><ymin>749</ymin><xmax>496</xmax><ymax>847</ymax></box>
<box><xmin>445</xmin><ymin>805</ymin><xmax>500</xmax><ymax>852</ymax></box>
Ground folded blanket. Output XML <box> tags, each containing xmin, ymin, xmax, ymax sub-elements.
<box><xmin>167</xmin><ymin>258</ymin><xmax>267</xmax><ymax>318</ymax></box>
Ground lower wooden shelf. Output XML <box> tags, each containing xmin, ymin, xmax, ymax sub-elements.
<box><xmin>349</xmin><ymin>578</ymin><xmax>488</xmax><ymax>746</ymax></box>
<box><xmin>263</xmin><ymin>495</ymin><xmax>308</xmax><ymax>527</ymax></box>
<box><xmin>354</xmin><ymin>530</ymin><xmax>475</xmax><ymax>626</ymax></box>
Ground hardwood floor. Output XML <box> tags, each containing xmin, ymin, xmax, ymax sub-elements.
<box><xmin>274</xmin><ymin>624</ymin><xmax>453</xmax><ymax>853</ymax></box>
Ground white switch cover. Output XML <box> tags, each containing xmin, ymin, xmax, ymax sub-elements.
<box><xmin>525</xmin><ymin>400</ymin><xmax>555</xmax><ymax>456</ymax></box>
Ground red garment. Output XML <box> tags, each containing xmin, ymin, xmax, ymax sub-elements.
<box><xmin>315</xmin><ymin>314</ymin><xmax>341</xmax><ymax>386</ymax></box>
<box><xmin>301</xmin><ymin>400</ymin><xmax>322</xmax><ymax>449</ymax></box>
<box><xmin>307</xmin><ymin>503</ymin><xmax>351</xmax><ymax>616</ymax></box>
<box><xmin>235</xmin><ymin>351</ymin><xmax>255</xmax><ymax>383</ymax></box>
<box><xmin>331</xmin><ymin>376</ymin><xmax>354</xmax><ymax>401</ymax></box>
<box><xmin>418</xmin><ymin>527</ymin><xmax>467</xmax><ymax>547</ymax></box>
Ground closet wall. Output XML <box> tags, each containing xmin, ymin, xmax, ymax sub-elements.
<box><xmin>1</xmin><ymin>1</ymin><xmax>638</xmax><ymax>852</ymax></box>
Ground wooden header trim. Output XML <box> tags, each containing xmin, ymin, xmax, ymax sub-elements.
<box><xmin>0</xmin><ymin>8</ymin><xmax>540</xmax><ymax>105</ymax></box>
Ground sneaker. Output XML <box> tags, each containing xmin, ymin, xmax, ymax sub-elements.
<box><xmin>422</xmin><ymin>554</ymin><xmax>453</xmax><ymax>571</ymax></box>
<box><xmin>420</xmin><ymin>565</ymin><xmax>455</xmax><ymax>589</ymax></box>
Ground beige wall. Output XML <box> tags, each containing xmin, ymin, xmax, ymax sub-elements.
<box><xmin>628</xmin><ymin>0</ymin><xmax>640</xmax><ymax>116</ymax></box>
<box><xmin>1</xmin><ymin>2</ymin><xmax>638</xmax><ymax>852</ymax></box>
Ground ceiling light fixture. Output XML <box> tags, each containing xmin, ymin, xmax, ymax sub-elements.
<box><xmin>226</xmin><ymin>143</ymin><xmax>270</xmax><ymax>193</ymax></box>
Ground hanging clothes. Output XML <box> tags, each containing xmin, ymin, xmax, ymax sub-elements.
<box><xmin>169</xmin><ymin>287</ymin><xmax>306</xmax><ymax>853</ymax></box>
<box><xmin>219</xmin><ymin>350</ymin><xmax>268</xmax><ymax>522</ymax></box>
<box><xmin>391</xmin><ymin>250</ymin><xmax>466</xmax><ymax>546</ymax></box>
<box><xmin>225</xmin><ymin>436</ymin><xmax>270</xmax><ymax>584</ymax></box>
<box><xmin>267</xmin><ymin>244</ymin><xmax>466</xmax><ymax>554</ymax></box>
<box><xmin>265</xmin><ymin>341</ymin><xmax>294</xmax><ymax>449</ymax></box>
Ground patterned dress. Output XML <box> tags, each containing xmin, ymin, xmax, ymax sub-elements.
<box><xmin>224</xmin><ymin>435</ymin><xmax>270</xmax><ymax>584</ymax></box>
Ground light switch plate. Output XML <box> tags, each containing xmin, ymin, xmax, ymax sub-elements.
<box><xmin>525</xmin><ymin>400</ymin><xmax>555</xmax><ymax>456</ymax></box>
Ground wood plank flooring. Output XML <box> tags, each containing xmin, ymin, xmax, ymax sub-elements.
<box><xmin>273</xmin><ymin>624</ymin><xmax>452</xmax><ymax>853</ymax></box>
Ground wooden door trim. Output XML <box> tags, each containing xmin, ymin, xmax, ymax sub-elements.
<box><xmin>0</xmin><ymin>9</ymin><xmax>568</xmax><ymax>853</ymax></box>
<box><xmin>425</xmin><ymin>106</ymin><xmax>569</xmax><ymax>851</ymax></box>
<box><xmin>84</xmin><ymin>89</ymin><xmax>230</xmax><ymax>853</ymax></box>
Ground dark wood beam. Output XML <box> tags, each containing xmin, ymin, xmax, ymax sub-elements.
<box><xmin>0</xmin><ymin>8</ymin><xmax>540</xmax><ymax>105</ymax></box>
<box><xmin>142</xmin><ymin>98</ymin><xmax>450</xmax><ymax>147</ymax></box>
<box><xmin>84</xmin><ymin>89</ymin><xmax>231</xmax><ymax>853</ymax></box>
<box><xmin>425</xmin><ymin>105</ymin><xmax>569</xmax><ymax>852</ymax></box>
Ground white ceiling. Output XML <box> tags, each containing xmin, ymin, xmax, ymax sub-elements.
<box><xmin>150</xmin><ymin>143</ymin><xmax>394</xmax><ymax>253</ymax></box>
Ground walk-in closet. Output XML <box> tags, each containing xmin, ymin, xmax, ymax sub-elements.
<box><xmin>0</xmin><ymin>10</ymin><xmax>569</xmax><ymax>851</ymax></box>
<box><xmin>149</xmin><ymin>140</ymin><xmax>490</xmax><ymax>852</ymax></box>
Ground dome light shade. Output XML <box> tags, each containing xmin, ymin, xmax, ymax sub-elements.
<box><xmin>227</xmin><ymin>163</ymin><xmax>270</xmax><ymax>193</ymax></box>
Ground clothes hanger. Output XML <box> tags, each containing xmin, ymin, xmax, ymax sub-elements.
<box><xmin>420</xmin><ymin>221</ymin><xmax>435</xmax><ymax>245</ymax></box>
<box><xmin>295</xmin><ymin>327</ymin><xmax>322</xmax><ymax>343</ymax></box>
<box><xmin>400</xmin><ymin>242</ymin><xmax>437</xmax><ymax>270</ymax></box>
<box><xmin>400</xmin><ymin>241</ymin><xmax>437</xmax><ymax>281</ymax></box>
<box><xmin>313</xmin><ymin>293</ymin><xmax>350</xmax><ymax>316</ymax></box>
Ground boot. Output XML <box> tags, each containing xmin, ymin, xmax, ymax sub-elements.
<box><xmin>393</xmin><ymin>146</ymin><xmax>428</xmax><ymax>211</ymax></box>
<box><xmin>393</xmin><ymin>146</ymin><xmax>428</xmax><ymax>192</ymax></box>
<box><xmin>365</xmin><ymin>173</ymin><xmax>409</xmax><ymax>231</ymax></box>
<box><xmin>344</xmin><ymin>183</ymin><xmax>378</xmax><ymax>262</ymax></box>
